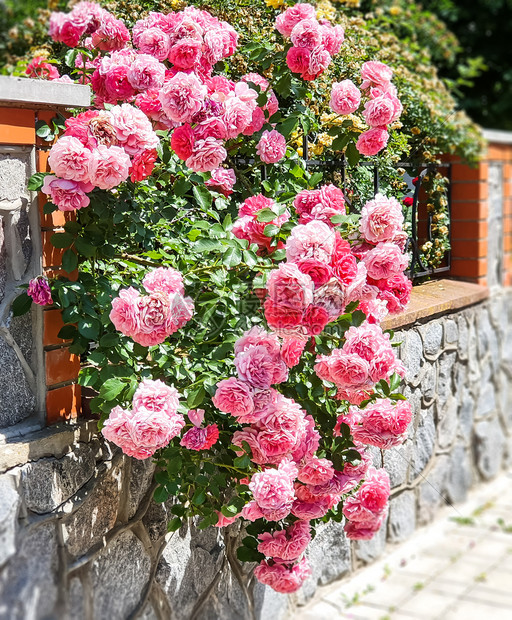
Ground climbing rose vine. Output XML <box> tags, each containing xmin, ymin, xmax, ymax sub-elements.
<box><xmin>22</xmin><ymin>1</ymin><xmax>414</xmax><ymax>594</ymax></box>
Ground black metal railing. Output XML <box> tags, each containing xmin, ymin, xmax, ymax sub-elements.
<box><xmin>236</xmin><ymin>134</ymin><xmax>452</xmax><ymax>282</ymax></box>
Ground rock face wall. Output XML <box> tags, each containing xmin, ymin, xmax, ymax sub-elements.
<box><xmin>1</xmin><ymin>288</ymin><xmax>511</xmax><ymax>620</ymax></box>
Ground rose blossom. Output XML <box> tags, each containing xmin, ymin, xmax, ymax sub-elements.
<box><xmin>363</xmin><ymin>95</ymin><xmax>398</xmax><ymax>128</ymax></box>
<box><xmin>234</xmin><ymin>326</ymin><xmax>281</xmax><ymax>357</ymax></box>
<box><xmin>302</xmin><ymin>304</ymin><xmax>330</xmax><ymax>336</ymax></box>
<box><xmin>180</xmin><ymin>424</ymin><xmax>219</xmax><ymax>451</ymax></box>
<box><xmin>110</xmin><ymin>104</ymin><xmax>159</xmax><ymax>156</ymax></box>
<box><xmin>296</xmin><ymin>259</ymin><xmax>333</xmax><ymax>288</ymax></box>
<box><xmin>285</xmin><ymin>220</ymin><xmax>336</xmax><ymax>264</ymax></box>
<box><xmin>104</xmin><ymin>65</ymin><xmax>136</xmax><ymax>101</ymax></box>
<box><xmin>266</xmin><ymin>263</ymin><xmax>314</xmax><ymax>310</ymax></box>
<box><xmin>235</xmin><ymin>345</ymin><xmax>288</xmax><ymax>389</ymax></box>
<box><xmin>258</xmin><ymin>521</ymin><xmax>311</xmax><ymax>561</ymax></box>
<box><xmin>171</xmin><ymin>124</ymin><xmax>195</xmax><ymax>160</ymax></box>
<box><xmin>159</xmin><ymin>72</ymin><xmax>207</xmax><ymax>123</ymax></box>
<box><xmin>143</xmin><ymin>267</ymin><xmax>184</xmax><ymax>296</ymax></box>
<box><xmin>356</xmin><ymin>128</ymin><xmax>389</xmax><ymax>157</ymax></box>
<box><xmin>186</xmin><ymin>137</ymin><xmax>227</xmax><ymax>172</ymax></box>
<box><xmin>359</xmin><ymin>193</ymin><xmax>404</xmax><ymax>244</ymax></box>
<box><xmin>249</xmin><ymin>459</ymin><xmax>298</xmax><ymax>512</ymax></box>
<box><xmin>254</xmin><ymin>557</ymin><xmax>311</xmax><ymax>594</ymax></box>
<box><xmin>286</xmin><ymin>47</ymin><xmax>311</xmax><ymax>75</ymax></box>
<box><xmin>110</xmin><ymin>287</ymin><xmax>141</xmax><ymax>338</ymax></box>
<box><xmin>130</xmin><ymin>406</ymin><xmax>183</xmax><ymax>452</ymax></box>
<box><xmin>281</xmin><ymin>338</ymin><xmax>307</xmax><ymax>368</ymax></box>
<box><xmin>213</xmin><ymin>377</ymin><xmax>254</xmax><ymax>420</ymax></box>
<box><xmin>127</xmin><ymin>54</ymin><xmax>165</xmax><ymax>91</ymax></box>
<box><xmin>136</xmin><ymin>27</ymin><xmax>170</xmax><ymax>61</ymax></box>
<box><xmin>257</xmin><ymin>130</ymin><xmax>287</xmax><ymax>164</ymax></box>
<box><xmin>363</xmin><ymin>242</ymin><xmax>409</xmax><ymax>280</ymax></box>
<box><xmin>264</xmin><ymin>299</ymin><xmax>303</xmax><ymax>330</ymax></box>
<box><xmin>41</xmin><ymin>176</ymin><xmax>91</xmax><ymax>211</ymax></box>
<box><xmin>298</xmin><ymin>457</ymin><xmax>335</xmax><ymax>486</ymax></box>
<box><xmin>27</xmin><ymin>276</ymin><xmax>52</xmax><ymax>306</ymax></box>
<box><xmin>89</xmin><ymin>144</ymin><xmax>131</xmax><ymax>189</ymax></box>
<box><xmin>132</xmin><ymin>378</ymin><xmax>180</xmax><ymax>418</ymax></box>
<box><xmin>129</xmin><ymin>149</ymin><xmax>158</xmax><ymax>182</ymax></box>
<box><xmin>169</xmin><ymin>37</ymin><xmax>202</xmax><ymax>69</ymax></box>
<box><xmin>290</xmin><ymin>19</ymin><xmax>322</xmax><ymax>49</ymax></box>
<box><xmin>361</xmin><ymin>61</ymin><xmax>393</xmax><ymax>90</ymax></box>
<box><xmin>48</xmin><ymin>136</ymin><xmax>93</xmax><ymax>183</ymax></box>
<box><xmin>376</xmin><ymin>273</ymin><xmax>412</xmax><ymax>314</ymax></box>
<box><xmin>205</xmin><ymin>168</ymin><xmax>236</xmax><ymax>195</ymax></box>
<box><xmin>346</xmin><ymin>399</ymin><xmax>412</xmax><ymax>449</ymax></box>
<box><xmin>330</xmin><ymin>80</ymin><xmax>361</xmax><ymax>115</ymax></box>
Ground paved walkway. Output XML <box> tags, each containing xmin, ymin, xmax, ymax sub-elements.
<box><xmin>297</xmin><ymin>470</ymin><xmax>512</xmax><ymax>620</ymax></box>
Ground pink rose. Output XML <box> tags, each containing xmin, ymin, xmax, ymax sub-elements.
<box><xmin>159</xmin><ymin>72</ymin><xmax>207</xmax><ymax>123</ymax></box>
<box><xmin>330</xmin><ymin>80</ymin><xmax>361</xmax><ymax>115</ymax></box>
<box><xmin>363</xmin><ymin>95</ymin><xmax>397</xmax><ymax>128</ymax></box>
<box><xmin>296</xmin><ymin>259</ymin><xmax>333</xmax><ymax>288</ymax></box>
<box><xmin>290</xmin><ymin>19</ymin><xmax>322</xmax><ymax>49</ymax></box>
<box><xmin>89</xmin><ymin>144</ymin><xmax>131</xmax><ymax>190</ymax></box>
<box><xmin>235</xmin><ymin>345</ymin><xmax>288</xmax><ymax>389</ymax></box>
<box><xmin>169</xmin><ymin>37</ymin><xmax>202</xmax><ymax>69</ymax></box>
<box><xmin>136</xmin><ymin>27</ymin><xmax>170</xmax><ymax>61</ymax></box>
<box><xmin>134</xmin><ymin>291</ymin><xmax>172</xmax><ymax>346</ymax></box>
<box><xmin>307</xmin><ymin>46</ymin><xmax>331</xmax><ymax>77</ymax></box>
<box><xmin>130</xmin><ymin>406</ymin><xmax>184</xmax><ymax>452</ymax></box>
<box><xmin>127</xmin><ymin>54</ymin><xmax>166</xmax><ymax>91</ymax></box>
<box><xmin>186</xmin><ymin>137</ymin><xmax>227</xmax><ymax>172</ymax></box>
<box><xmin>180</xmin><ymin>424</ymin><xmax>219</xmax><ymax>451</ymax></box>
<box><xmin>104</xmin><ymin>65</ymin><xmax>136</xmax><ymax>101</ymax></box>
<box><xmin>286</xmin><ymin>47</ymin><xmax>311</xmax><ymax>75</ymax></box>
<box><xmin>264</xmin><ymin>300</ymin><xmax>303</xmax><ymax>330</ymax></box>
<box><xmin>254</xmin><ymin>557</ymin><xmax>311</xmax><ymax>594</ymax></box>
<box><xmin>109</xmin><ymin>287</ymin><xmax>141</xmax><ymax>338</ymax></box>
<box><xmin>171</xmin><ymin>124</ymin><xmax>195</xmax><ymax>160</ymax></box>
<box><xmin>41</xmin><ymin>175</ymin><xmax>90</xmax><ymax>211</ymax></box>
<box><xmin>346</xmin><ymin>399</ymin><xmax>412</xmax><ymax>449</ymax></box>
<box><xmin>376</xmin><ymin>272</ymin><xmax>412</xmax><ymax>314</ymax></box>
<box><xmin>91</xmin><ymin>15</ymin><xmax>130</xmax><ymax>52</ymax></box>
<box><xmin>26</xmin><ymin>56</ymin><xmax>60</xmax><ymax>80</ymax></box>
<box><xmin>298</xmin><ymin>457</ymin><xmax>334</xmax><ymax>486</ymax></box>
<box><xmin>285</xmin><ymin>220</ymin><xmax>335</xmax><ymax>264</ymax></box>
<box><xmin>205</xmin><ymin>168</ymin><xmax>236</xmax><ymax>196</ymax></box>
<box><xmin>223</xmin><ymin>96</ymin><xmax>254</xmax><ymax>139</ymax></box>
<box><xmin>27</xmin><ymin>276</ymin><xmax>52</xmax><ymax>306</ymax></box>
<box><xmin>356</xmin><ymin>128</ymin><xmax>389</xmax><ymax>156</ymax></box>
<box><xmin>275</xmin><ymin>4</ymin><xmax>317</xmax><ymax>37</ymax></box>
<box><xmin>363</xmin><ymin>242</ymin><xmax>409</xmax><ymax>280</ymax></box>
<box><xmin>234</xmin><ymin>326</ymin><xmax>281</xmax><ymax>357</ymax></box>
<box><xmin>266</xmin><ymin>263</ymin><xmax>314</xmax><ymax>310</ymax></box>
<box><xmin>321</xmin><ymin>24</ymin><xmax>344</xmax><ymax>54</ymax></box>
<box><xmin>257</xmin><ymin>130</ymin><xmax>286</xmax><ymax>164</ymax></box>
<box><xmin>132</xmin><ymin>379</ymin><xmax>180</xmax><ymax>417</ymax></box>
<box><xmin>313</xmin><ymin>278</ymin><xmax>345</xmax><ymax>320</ymax></box>
<box><xmin>48</xmin><ymin>136</ymin><xmax>93</xmax><ymax>183</ymax></box>
<box><xmin>213</xmin><ymin>377</ymin><xmax>255</xmax><ymax>421</ymax></box>
<box><xmin>302</xmin><ymin>304</ymin><xmax>330</xmax><ymax>336</ymax></box>
<box><xmin>249</xmin><ymin>459</ymin><xmax>298</xmax><ymax>512</ymax></box>
<box><xmin>361</xmin><ymin>60</ymin><xmax>393</xmax><ymax>90</ymax></box>
<box><xmin>110</xmin><ymin>103</ymin><xmax>159</xmax><ymax>157</ymax></box>
<box><xmin>258</xmin><ymin>520</ymin><xmax>311</xmax><ymax>561</ymax></box>
<box><xmin>281</xmin><ymin>337</ymin><xmax>307</xmax><ymax>368</ymax></box>
<box><xmin>359</xmin><ymin>193</ymin><xmax>404</xmax><ymax>244</ymax></box>
<box><xmin>143</xmin><ymin>267</ymin><xmax>184</xmax><ymax>296</ymax></box>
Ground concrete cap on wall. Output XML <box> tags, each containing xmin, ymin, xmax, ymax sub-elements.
<box><xmin>482</xmin><ymin>128</ymin><xmax>512</xmax><ymax>145</ymax></box>
<box><xmin>0</xmin><ymin>76</ymin><xmax>91</xmax><ymax>110</ymax></box>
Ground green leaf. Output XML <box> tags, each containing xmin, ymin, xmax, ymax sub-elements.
<box><xmin>193</xmin><ymin>185</ymin><xmax>213</xmax><ymax>210</ymax></box>
<box><xmin>99</xmin><ymin>333</ymin><xmax>119</xmax><ymax>347</ymax></box>
<box><xmin>153</xmin><ymin>486</ymin><xmax>169</xmax><ymax>504</ymax></box>
<box><xmin>187</xmin><ymin>385</ymin><xmax>205</xmax><ymax>408</ymax></box>
<box><xmin>308</xmin><ymin>171</ymin><xmax>323</xmax><ymax>187</ymax></box>
<box><xmin>236</xmin><ymin>545</ymin><xmax>263</xmax><ymax>563</ymax></box>
<box><xmin>192</xmin><ymin>488</ymin><xmax>206</xmax><ymax>505</ymax></box>
<box><xmin>35</xmin><ymin>120</ymin><xmax>52</xmax><ymax>140</ymax></box>
<box><xmin>62</xmin><ymin>249</ymin><xmax>78</xmax><ymax>273</ymax></box>
<box><xmin>11</xmin><ymin>292</ymin><xmax>32</xmax><ymax>317</ymax></box>
<box><xmin>256</xmin><ymin>208</ymin><xmax>278</xmax><ymax>223</ymax></box>
<box><xmin>277</xmin><ymin>116</ymin><xmax>298</xmax><ymax>138</ymax></box>
<box><xmin>99</xmin><ymin>377</ymin><xmax>125</xmax><ymax>401</ymax></box>
<box><xmin>263</xmin><ymin>224</ymin><xmax>280</xmax><ymax>237</ymax></box>
<box><xmin>233</xmin><ymin>454</ymin><xmax>250</xmax><ymax>469</ymax></box>
<box><xmin>50</xmin><ymin>232</ymin><xmax>73</xmax><ymax>249</ymax></box>
<box><xmin>78</xmin><ymin>317</ymin><xmax>101</xmax><ymax>340</ymax></box>
<box><xmin>167</xmin><ymin>516</ymin><xmax>183</xmax><ymax>531</ymax></box>
<box><xmin>74</xmin><ymin>237</ymin><xmax>96</xmax><ymax>257</ymax></box>
<box><xmin>195</xmin><ymin>239</ymin><xmax>221</xmax><ymax>252</ymax></box>
<box><xmin>64</xmin><ymin>48</ymin><xmax>79</xmax><ymax>69</ymax></box>
<box><xmin>222</xmin><ymin>246</ymin><xmax>242</xmax><ymax>268</ymax></box>
<box><xmin>173</xmin><ymin>177</ymin><xmax>191</xmax><ymax>197</ymax></box>
<box><xmin>27</xmin><ymin>173</ymin><xmax>47</xmax><ymax>191</ymax></box>
<box><xmin>57</xmin><ymin>324</ymin><xmax>78</xmax><ymax>340</ymax></box>
<box><xmin>346</xmin><ymin>141</ymin><xmax>361</xmax><ymax>167</ymax></box>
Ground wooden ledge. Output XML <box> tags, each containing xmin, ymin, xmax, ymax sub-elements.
<box><xmin>381</xmin><ymin>279</ymin><xmax>490</xmax><ymax>331</ymax></box>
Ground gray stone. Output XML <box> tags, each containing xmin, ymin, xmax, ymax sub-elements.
<box><xmin>91</xmin><ymin>530</ymin><xmax>152</xmax><ymax>619</ymax></box>
<box><xmin>478</xmin><ymin>307</ymin><xmax>500</xmax><ymax>371</ymax></box>
<box><xmin>437</xmin><ymin>396</ymin><xmax>458</xmax><ymax>450</ymax></box>
<box><xmin>21</xmin><ymin>443</ymin><xmax>95</xmax><ymax>514</ymax></box>
<box><xmin>0</xmin><ymin>522</ymin><xmax>58</xmax><ymax>620</ymax></box>
<box><xmin>196</xmin><ymin>564</ymin><xmax>253</xmax><ymax>620</ymax></box>
<box><xmin>476</xmin><ymin>378</ymin><xmax>496</xmax><ymax>419</ymax></box>
<box><xmin>254</xmin><ymin>583</ymin><xmax>290</xmax><ymax>620</ymax></box>
<box><xmin>410</xmin><ymin>407</ymin><xmax>435</xmax><ymax>479</ymax></box>
<box><xmin>388</xmin><ymin>490</ymin><xmax>416</xmax><ymax>543</ymax></box>
<box><xmin>128</xmin><ymin>458</ymin><xmax>155</xmax><ymax>519</ymax></box>
<box><xmin>457</xmin><ymin>314</ymin><xmax>469</xmax><ymax>360</ymax></box>
<box><xmin>437</xmin><ymin>352</ymin><xmax>457</xmax><ymax>408</ymax></box>
<box><xmin>156</xmin><ymin>522</ymin><xmax>225</xmax><ymax>620</ymax></box>
<box><xmin>445</xmin><ymin>443</ymin><xmax>473</xmax><ymax>503</ymax></box>
<box><xmin>0</xmin><ymin>476</ymin><xmax>20</xmax><ymax>566</ymax></box>
<box><xmin>62</xmin><ymin>463</ymin><xmax>122</xmax><ymax>557</ymax></box>
<box><xmin>355</xmin><ymin>514</ymin><xmax>388</xmax><ymax>564</ymax></box>
<box><xmin>299</xmin><ymin>521</ymin><xmax>351</xmax><ymax>602</ymax></box>
<box><xmin>143</xmin><ymin>500</ymin><xmax>171</xmax><ymax>543</ymax></box>
<box><xmin>474</xmin><ymin>418</ymin><xmax>506</xmax><ymax>480</ymax></box>
<box><xmin>384</xmin><ymin>440</ymin><xmax>411</xmax><ymax>488</ymax></box>
<box><xmin>68</xmin><ymin>577</ymin><xmax>86</xmax><ymax>620</ymax></box>
<box><xmin>458</xmin><ymin>387</ymin><xmax>475</xmax><ymax>443</ymax></box>
<box><xmin>444</xmin><ymin>319</ymin><xmax>458</xmax><ymax>346</ymax></box>
<box><xmin>421</xmin><ymin>362</ymin><xmax>437</xmax><ymax>404</ymax></box>
<box><xmin>417</xmin><ymin>454</ymin><xmax>450</xmax><ymax>525</ymax></box>
<box><xmin>419</xmin><ymin>321</ymin><xmax>443</xmax><ymax>358</ymax></box>
<box><xmin>401</xmin><ymin>330</ymin><xmax>423</xmax><ymax>385</ymax></box>
<box><xmin>0</xmin><ymin>151</ymin><xmax>29</xmax><ymax>202</ymax></box>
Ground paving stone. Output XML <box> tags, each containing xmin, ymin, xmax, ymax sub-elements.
<box><xmin>419</xmin><ymin>321</ymin><xmax>443</xmax><ymax>358</ymax></box>
<box><xmin>0</xmin><ymin>476</ymin><xmax>20</xmax><ymax>566</ymax></box>
<box><xmin>0</xmin><ymin>523</ymin><xmax>59</xmax><ymax>620</ymax></box>
<box><xmin>91</xmin><ymin>530</ymin><xmax>152</xmax><ymax>619</ymax></box>
<box><xmin>388</xmin><ymin>490</ymin><xmax>416</xmax><ymax>543</ymax></box>
<box><xmin>20</xmin><ymin>443</ymin><xmax>95</xmax><ymax>514</ymax></box>
<box><xmin>474</xmin><ymin>418</ymin><xmax>506</xmax><ymax>480</ymax></box>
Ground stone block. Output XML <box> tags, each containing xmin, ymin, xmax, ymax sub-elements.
<box><xmin>0</xmin><ymin>476</ymin><xmax>20</xmax><ymax>566</ymax></box>
<box><xmin>444</xmin><ymin>319</ymin><xmax>458</xmax><ymax>346</ymax></box>
<box><xmin>437</xmin><ymin>352</ymin><xmax>457</xmax><ymax>408</ymax></box>
<box><xmin>457</xmin><ymin>314</ymin><xmax>469</xmax><ymax>360</ymax></box>
<box><xmin>417</xmin><ymin>454</ymin><xmax>450</xmax><ymax>525</ymax></box>
<box><xmin>299</xmin><ymin>521</ymin><xmax>351</xmax><ymax>602</ymax></box>
<box><xmin>68</xmin><ymin>577</ymin><xmax>87</xmax><ymax>620</ymax></box>
<box><xmin>410</xmin><ymin>406</ymin><xmax>435</xmax><ymax>480</ymax></box>
<box><xmin>0</xmin><ymin>522</ymin><xmax>59</xmax><ymax>620</ymax></box>
<box><xmin>437</xmin><ymin>396</ymin><xmax>458</xmax><ymax>450</ymax></box>
<box><xmin>419</xmin><ymin>321</ymin><xmax>443</xmax><ymax>358</ymax></box>
<box><xmin>355</xmin><ymin>514</ymin><xmax>388</xmax><ymax>564</ymax></box>
<box><xmin>156</xmin><ymin>521</ymin><xmax>225</xmax><ymax>620</ymax></box>
<box><xmin>254</xmin><ymin>584</ymin><xmax>290</xmax><ymax>620</ymax></box>
<box><xmin>20</xmin><ymin>443</ymin><xmax>95</xmax><ymax>514</ymax></box>
<box><xmin>401</xmin><ymin>330</ymin><xmax>424</xmax><ymax>385</ymax></box>
<box><xmin>421</xmin><ymin>362</ymin><xmax>437</xmax><ymax>404</ymax></box>
<box><xmin>475</xmin><ymin>377</ymin><xmax>496</xmax><ymax>419</ymax></box>
<box><xmin>128</xmin><ymin>458</ymin><xmax>155</xmax><ymax>519</ymax></box>
<box><xmin>91</xmin><ymin>530</ymin><xmax>152</xmax><ymax>619</ymax></box>
<box><xmin>445</xmin><ymin>443</ymin><xmax>473</xmax><ymax>503</ymax></box>
<box><xmin>458</xmin><ymin>387</ymin><xmax>475</xmax><ymax>443</ymax></box>
<box><xmin>62</xmin><ymin>463</ymin><xmax>122</xmax><ymax>557</ymax></box>
<box><xmin>384</xmin><ymin>440</ymin><xmax>411</xmax><ymax>488</ymax></box>
<box><xmin>477</xmin><ymin>307</ymin><xmax>500</xmax><ymax>371</ymax></box>
<box><xmin>196</xmin><ymin>565</ymin><xmax>254</xmax><ymax>620</ymax></box>
<box><xmin>474</xmin><ymin>418</ymin><xmax>505</xmax><ymax>480</ymax></box>
<box><xmin>388</xmin><ymin>490</ymin><xmax>416</xmax><ymax>543</ymax></box>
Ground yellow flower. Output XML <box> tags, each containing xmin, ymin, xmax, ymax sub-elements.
<box><xmin>318</xmin><ymin>132</ymin><xmax>334</xmax><ymax>147</ymax></box>
<box><xmin>266</xmin><ymin>0</ymin><xmax>285</xmax><ymax>8</ymax></box>
<box><xmin>389</xmin><ymin>6</ymin><xmax>401</xmax><ymax>16</ymax></box>
<box><xmin>317</xmin><ymin>0</ymin><xmax>336</xmax><ymax>21</ymax></box>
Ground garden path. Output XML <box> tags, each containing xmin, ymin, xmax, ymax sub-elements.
<box><xmin>296</xmin><ymin>469</ymin><xmax>512</xmax><ymax>620</ymax></box>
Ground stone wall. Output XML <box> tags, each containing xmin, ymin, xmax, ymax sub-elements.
<box><xmin>1</xmin><ymin>287</ymin><xmax>511</xmax><ymax>620</ymax></box>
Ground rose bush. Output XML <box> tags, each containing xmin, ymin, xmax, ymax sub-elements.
<box><xmin>17</xmin><ymin>1</ymin><xmax>419</xmax><ymax>593</ymax></box>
